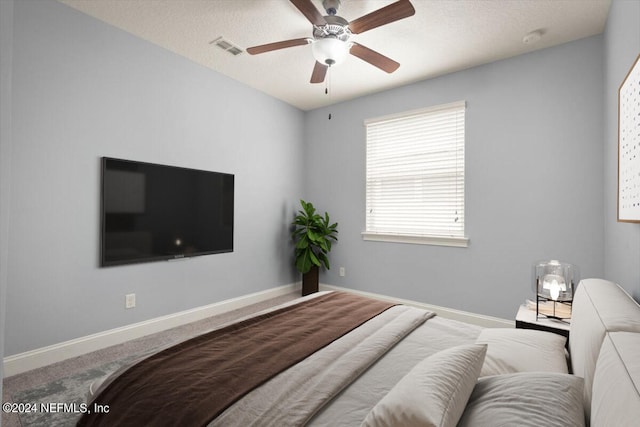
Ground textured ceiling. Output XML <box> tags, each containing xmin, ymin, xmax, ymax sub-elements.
<box><xmin>59</xmin><ymin>0</ymin><xmax>612</xmax><ymax>111</ymax></box>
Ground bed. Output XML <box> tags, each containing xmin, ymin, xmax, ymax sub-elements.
<box><xmin>78</xmin><ymin>279</ymin><xmax>640</xmax><ymax>427</ymax></box>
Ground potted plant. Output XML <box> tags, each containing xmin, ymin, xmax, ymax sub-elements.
<box><xmin>291</xmin><ymin>199</ymin><xmax>338</xmax><ymax>295</ymax></box>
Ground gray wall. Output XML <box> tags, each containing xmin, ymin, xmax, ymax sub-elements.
<box><xmin>305</xmin><ymin>36</ymin><xmax>605</xmax><ymax>319</ymax></box>
<box><xmin>1</xmin><ymin>0</ymin><xmax>15</xmax><ymax>416</ymax></box>
<box><xmin>4</xmin><ymin>0</ymin><xmax>634</xmax><ymax>359</ymax></box>
<box><xmin>603</xmin><ymin>0</ymin><xmax>640</xmax><ymax>299</ymax></box>
<box><xmin>5</xmin><ymin>0</ymin><xmax>304</xmax><ymax>356</ymax></box>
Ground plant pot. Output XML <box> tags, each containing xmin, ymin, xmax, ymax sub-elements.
<box><xmin>302</xmin><ymin>265</ymin><xmax>319</xmax><ymax>296</ymax></box>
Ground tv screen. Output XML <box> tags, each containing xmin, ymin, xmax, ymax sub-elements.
<box><xmin>100</xmin><ymin>157</ymin><xmax>234</xmax><ymax>266</ymax></box>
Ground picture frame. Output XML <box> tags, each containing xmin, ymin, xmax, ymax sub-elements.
<box><xmin>618</xmin><ymin>53</ymin><xmax>640</xmax><ymax>222</ymax></box>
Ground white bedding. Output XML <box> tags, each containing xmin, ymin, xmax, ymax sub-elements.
<box><xmin>211</xmin><ymin>304</ymin><xmax>432</xmax><ymax>426</ymax></box>
<box><xmin>308</xmin><ymin>316</ymin><xmax>482</xmax><ymax>426</ymax></box>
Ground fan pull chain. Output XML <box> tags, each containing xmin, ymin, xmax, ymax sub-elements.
<box><xmin>326</xmin><ymin>66</ymin><xmax>332</xmax><ymax>120</ymax></box>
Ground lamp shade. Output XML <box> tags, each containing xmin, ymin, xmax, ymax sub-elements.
<box><xmin>311</xmin><ymin>38</ymin><xmax>349</xmax><ymax>66</ymax></box>
<box><xmin>534</xmin><ymin>260</ymin><xmax>576</xmax><ymax>302</ymax></box>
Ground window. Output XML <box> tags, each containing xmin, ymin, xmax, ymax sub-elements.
<box><xmin>363</xmin><ymin>101</ymin><xmax>468</xmax><ymax>247</ymax></box>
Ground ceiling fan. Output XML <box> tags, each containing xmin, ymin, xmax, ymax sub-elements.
<box><xmin>246</xmin><ymin>0</ymin><xmax>415</xmax><ymax>84</ymax></box>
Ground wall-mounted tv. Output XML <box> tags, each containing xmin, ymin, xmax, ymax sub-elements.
<box><xmin>100</xmin><ymin>157</ymin><xmax>234</xmax><ymax>267</ymax></box>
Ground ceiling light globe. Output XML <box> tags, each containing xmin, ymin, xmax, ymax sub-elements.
<box><xmin>312</xmin><ymin>38</ymin><xmax>349</xmax><ymax>66</ymax></box>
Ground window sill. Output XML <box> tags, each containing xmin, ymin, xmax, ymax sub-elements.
<box><xmin>361</xmin><ymin>232</ymin><xmax>469</xmax><ymax>248</ymax></box>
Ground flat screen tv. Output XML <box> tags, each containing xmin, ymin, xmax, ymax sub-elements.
<box><xmin>100</xmin><ymin>157</ymin><xmax>234</xmax><ymax>267</ymax></box>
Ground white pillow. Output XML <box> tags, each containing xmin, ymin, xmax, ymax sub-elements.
<box><xmin>361</xmin><ymin>344</ymin><xmax>487</xmax><ymax>427</ymax></box>
<box><xmin>476</xmin><ymin>328</ymin><xmax>568</xmax><ymax>377</ymax></box>
<box><xmin>458</xmin><ymin>372</ymin><xmax>585</xmax><ymax>427</ymax></box>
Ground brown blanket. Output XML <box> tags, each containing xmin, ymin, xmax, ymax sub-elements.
<box><xmin>77</xmin><ymin>292</ymin><xmax>396</xmax><ymax>427</ymax></box>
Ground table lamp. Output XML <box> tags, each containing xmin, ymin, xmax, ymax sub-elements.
<box><xmin>533</xmin><ymin>260</ymin><xmax>576</xmax><ymax>321</ymax></box>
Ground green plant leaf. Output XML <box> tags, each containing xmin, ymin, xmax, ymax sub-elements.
<box><xmin>295</xmin><ymin>250</ymin><xmax>313</xmax><ymax>272</ymax></box>
<box><xmin>295</xmin><ymin>252</ymin><xmax>306</xmax><ymax>273</ymax></box>
<box><xmin>309</xmin><ymin>250</ymin><xmax>320</xmax><ymax>266</ymax></box>
<box><xmin>307</xmin><ymin>229</ymin><xmax>319</xmax><ymax>241</ymax></box>
<box><xmin>296</xmin><ymin>236</ymin><xmax>309</xmax><ymax>249</ymax></box>
<box><xmin>319</xmin><ymin>252</ymin><xmax>330</xmax><ymax>270</ymax></box>
<box><xmin>292</xmin><ymin>199</ymin><xmax>338</xmax><ymax>274</ymax></box>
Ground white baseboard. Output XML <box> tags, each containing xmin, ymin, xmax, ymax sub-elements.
<box><xmin>3</xmin><ymin>283</ymin><xmax>300</xmax><ymax>377</ymax></box>
<box><xmin>319</xmin><ymin>284</ymin><xmax>513</xmax><ymax>328</ymax></box>
<box><xmin>4</xmin><ymin>283</ymin><xmax>512</xmax><ymax>377</ymax></box>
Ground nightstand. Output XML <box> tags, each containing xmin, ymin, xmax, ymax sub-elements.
<box><xmin>515</xmin><ymin>305</ymin><xmax>570</xmax><ymax>340</ymax></box>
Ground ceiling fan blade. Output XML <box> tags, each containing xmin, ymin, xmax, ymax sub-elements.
<box><xmin>349</xmin><ymin>0</ymin><xmax>415</xmax><ymax>34</ymax></box>
<box><xmin>310</xmin><ymin>61</ymin><xmax>328</xmax><ymax>83</ymax></box>
<box><xmin>350</xmin><ymin>43</ymin><xmax>400</xmax><ymax>73</ymax></box>
<box><xmin>246</xmin><ymin>38</ymin><xmax>310</xmax><ymax>55</ymax></box>
<box><xmin>290</xmin><ymin>0</ymin><xmax>327</xmax><ymax>26</ymax></box>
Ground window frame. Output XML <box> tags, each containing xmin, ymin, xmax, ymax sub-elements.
<box><xmin>362</xmin><ymin>101</ymin><xmax>469</xmax><ymax>248</ymax></box>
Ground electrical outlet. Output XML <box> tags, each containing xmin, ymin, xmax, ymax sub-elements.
<box><xmin>125</xmin><ymin>293</ymin><xmax>136</xmax><ymax>309</ymax></box>
<box><xmin>339</xmin><ymin>267</ymin><xmax>345</xmax><ymax>277</ymax></box>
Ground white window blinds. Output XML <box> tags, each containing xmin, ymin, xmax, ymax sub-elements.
<box><xmin>364</xmin><ymin>101</ymin><xmax>467</xmax><ymax>246</ymax></box>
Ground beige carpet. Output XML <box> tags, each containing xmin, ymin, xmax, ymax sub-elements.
<box><xmin>2</xmin><ymin>292</ymin><xmax>300</xmax><ymax>427</ymax></box>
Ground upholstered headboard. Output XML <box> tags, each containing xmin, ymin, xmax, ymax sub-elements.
<box><xmin>590</xmin><ymin>331</ymin><xmax>640</xmax><ymax>425</ymax></box>
<box><xmin>569</xmin><ymin>278</ymin><xmax>640</xmax><ymax>423</ymax></box>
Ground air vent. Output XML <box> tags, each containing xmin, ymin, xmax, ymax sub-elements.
<box><xmin>210</xmin><ymin>37</ymin><xmax>243</xmax><ymax>56</ymax></box>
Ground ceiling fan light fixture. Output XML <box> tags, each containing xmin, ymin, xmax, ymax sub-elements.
<box><xmin>312</xmin><ymin>37</ymin><xmax>349</xmax><ymax>66</ymax></box>
<box><xmin>247</xmin><ymin>0</ymin><xmax>416</xmax><ymax>84</ymax></box>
